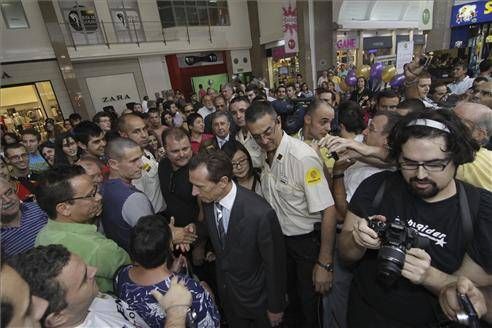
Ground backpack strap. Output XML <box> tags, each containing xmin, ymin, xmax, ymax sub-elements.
<box><xmin>458</xmin><ymin>181</ymin><xmax>476</xmax><ymax>250</ymax></box>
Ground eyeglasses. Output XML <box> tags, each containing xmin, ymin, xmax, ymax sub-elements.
<box><xmin>60</xmin><ymin>185</ymin><xmax>99</xmax><ymax>203</ymax></box>
<box><xmin>399</xmin><ymin>158</ymin><xmax>452</xmax><ymax>172</ymax></box>
<box><xmin>7</xmin><ymin>153</ymin><xmax>28</xmax><ymax>161</ymax></box>
<box><xmin>474</xmin><ymin>89</ymin><xmax>492</xmax><ymax>97</ymax></box>
<box><xmin>0</xmin><ymin>188</ymin><xmax>15</xmax><ymax>199</ymax></box>
<box><xmin>231</xmin><ymin>158</ymin><xmax>248</xmax><ymax>168</ymax></box>
<box><xmin>252</xmin><ymin>119</ymin><xmax>278</xmax><ymax>142</ymax></box>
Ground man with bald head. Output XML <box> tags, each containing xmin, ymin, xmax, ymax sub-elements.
<box><xmin>118</xmin><ymin>113</ymin><xmax>166</xmax><ymax>213</ymax></box>
<box><xmin>454</xmin><ymin>102</ymin><xmax>492</xmax><ymax>191</ymax></box>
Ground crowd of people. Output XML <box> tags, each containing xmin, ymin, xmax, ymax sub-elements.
<box><xmin>1</xmin><ymin>55</ymin><xmax>492</xmax><ymax>328</ymax></box>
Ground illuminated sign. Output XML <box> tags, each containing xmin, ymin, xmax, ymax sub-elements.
<box><xmin>451</xmin><ymin>1</ymin><xmax>492</xmax><ymax>27</ymax></box>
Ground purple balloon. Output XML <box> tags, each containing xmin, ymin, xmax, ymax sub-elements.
<box><xmin>389</xmin><ymin>74</ymin><xmax>406</xmax><ymax>88</ymax></box>
<box><xmin>346</xmin><ymin>69</ymin><xmax>356</xmax><ymax>78</ymax></box>
<box><xmin>370</xmin><ymin>62</ymin><xmax>383</xmax><ymax>79</ymax></box>
<box><xmin>345</xmin><ymin>74</ymin><xmax>358</xmax><ymax>86</ymax></box>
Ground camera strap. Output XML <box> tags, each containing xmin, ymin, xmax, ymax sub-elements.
<box><xmin>372</xmin><ymin>178</ymin><xmax>477</xmax><ymax>250</ymax></box>
<box><xmin>458</xmin><ymin>182</ymin><xmax>474</xmax><ymax>250</ymax></box>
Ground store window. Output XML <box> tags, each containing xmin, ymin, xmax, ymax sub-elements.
<box><xmin>108</xmin><ymin>0</ymin><xmax>145</xmax><ymax>43</ymax></box>
<box><xmin>0</xmin><ymin>82</ymin><xmax>64</xmax><ymax>134</ymax></box>
<box><xmin>1</xmin><ymin>0</ymin><xmax>29</xmax><ymax>29</ymax></box>
<box><xmin>157</xmin><ymin>0</ymin><xmax>229</xmax><ymax>28</ymax></box>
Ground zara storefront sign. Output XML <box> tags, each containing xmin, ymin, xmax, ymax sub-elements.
<box><xmin>86</xmin><ymin>73</ymin><xmax>140</xmax><ymax>114</ymax></box>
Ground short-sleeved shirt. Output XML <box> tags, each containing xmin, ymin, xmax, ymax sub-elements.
<box><xmin>75</xmin><ymin>293</ymin><xmax>149</xmax><ymax>328</ymax></box>
<box><xmin>158</xmin><ymin>159</ymin><xmax>198</xmax><ymax>227</ymax></box>
<box><xmin>457</xmin><ymin>147</ymin><xmax>492</xmax><ymax>192</ymax></box>
<box><xmin>293</xmin><ymin>129</ymin><xmax>335</xmax><ymax>172</ymax></box>
<box><xmin>348</xmin><ymin>171</ymin><xmax>492</xmax><ymax>325</ymax></box>
<box><xmin>236</xmin><ymin>129</ymin><xmax>266</xmax><ymax>169</ymax></box>
<box><xmin>1</xmin><ymin>202</ymin><xmax>48</xmax><ymax>258</ymax></box>
<box><xmin>28</xmin><ymin>152</ymin><xmax>50</xmax><ymax>173</ymax></box>
<box><xmin>261</xmin><ymin>133</ymin><xmax>334</xmax><ymax>236</ymax></box>
<box><xmin>36</xmin><ymin>220</ymin><xmax>131</xmax><ymax>293</ymax></box>
<box><xmin>132</xmin><ymin>149</ymin><xmax>166</xmax><ymax>213</ymax></box>
<box><xmin>115</xmin><ymin>266</ymin><xmax>220</xmax><ymax>328</ymax></box>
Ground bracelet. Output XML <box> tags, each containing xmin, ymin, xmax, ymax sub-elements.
<box><xmin>332</xmin><ymin>173</ymin><xmax>344</xmax><ymax>179</ymax></box>
<box><xmin>165</xmin><ymin>304</ymin><xmax>190</xmax><ymax>312</ymax></box>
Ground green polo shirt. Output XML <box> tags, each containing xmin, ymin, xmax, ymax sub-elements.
<box><xmin>35</xmin><ymin>220</ymin><xmax>131</xmax><ymax>293</ymax></box>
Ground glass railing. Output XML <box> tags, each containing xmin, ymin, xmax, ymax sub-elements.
<box><xmin>59</xmin><ymin>20</ymin><xmax>215</xmax><ymax>49</ymax></box>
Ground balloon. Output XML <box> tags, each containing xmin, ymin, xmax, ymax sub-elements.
<box><xmin>389</xmin><ymin>74</ymin><xmax>406</xmax><ymax>88</ymax></box>
<box><xmin>331</xmin><ymin>75</ymin><xmax>341</xmax><ymax>85</ymax></box>
<box><xmin>382</xmin><ymin>65</ymin><xmax>397</xmax><ymax>83</ymax></box>
<box><xmin>356</xmin><ymin>65</ymin><xmax>371</xmax><ymax>79</ymax></box>
<box><xmin>347</xmin><ymin>69</ymin><xmax>356</xmax><ymax>78</ymax></box>
<box><xmin>345</xmin><ymin>74</ymin><xmax>358</xmax><ymax>87</ymax></box>
<box><xmin>370</xmin><ymin>62</ymin><xmax>383</xmax><ymax>79</ymax></box>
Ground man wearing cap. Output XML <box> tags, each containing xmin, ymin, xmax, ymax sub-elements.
<box><xmin>338</xmin><ymin>109</ymin><xmax>492</xmax><ymax>327</ymax></box>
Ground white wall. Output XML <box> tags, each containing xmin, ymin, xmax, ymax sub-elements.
<box><xmin>0</xmin><ymin>1</ymin><xmax>55</xmax><ymax>62</ymax></box>
<box><xmin>138</xmin><ymin>55</ymin><xmax>172</xmax><ymax>98</ymax></box>
<box><xmin>66</xmin><ymin>0</ymin><xmax>252</xmax><ymax>60</ymax></box>
<box><xmin>258</xmin><ymin>1</ymin><xmax>283</xmax><ymax>45</ymax></box>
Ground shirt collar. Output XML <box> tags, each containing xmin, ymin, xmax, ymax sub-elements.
<box><xmin>272</xmin><ymin>132</ymin><xmax>290</xmax><ymax>163</ymax></box>
<box><xmin>47</xmin><ymin>219</ymin><xmax>97</xmax><ymax>232</ymax></box>
<box><xmin>217</xmin><ymin>181</ymin><xmax>237</xmax><ymax>212</ymax></box>
<box><xmin>217</xmin><ymin>134</ymin><xmax>230</xmax><ymax>142</ymax></box>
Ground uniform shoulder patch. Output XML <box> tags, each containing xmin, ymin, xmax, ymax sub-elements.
<box><xmin>305</xmin><ymin>167</ymin><xmax>322</xmax><ymax>185</ymax></box>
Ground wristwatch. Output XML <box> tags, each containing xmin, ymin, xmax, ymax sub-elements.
<box><xmin>317</xmin><ymin>260</ymin><xmax>334</xmax><ymax>272</ymax></box>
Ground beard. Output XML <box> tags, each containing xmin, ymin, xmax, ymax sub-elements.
<box><xmin>408</xmin><ymin>177</ymin><xmax>440</xmax><ymax>199</ymax></box>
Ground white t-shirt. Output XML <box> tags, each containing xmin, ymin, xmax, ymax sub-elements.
<box><xmin>448</xmin><ymin>75</ymin><xmax>475</xmax><ymax>96</ymax></box>
<box><xmin>75</xmin><ymin>293</ymin><xmax>149</xmax><ymax>328</ymax></box>
<box><xmin>132</xmin><ymin>149</ymin><xmax>166</xmax><ymax>213</ymax></box>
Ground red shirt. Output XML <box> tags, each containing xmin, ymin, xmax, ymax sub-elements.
<box><xmin>191</xmin><ymin>134</ymin><xmax>213</xmax><ymax>154</ymax></box>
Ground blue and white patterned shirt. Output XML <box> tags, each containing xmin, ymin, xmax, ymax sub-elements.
<box><xmin>115</xmin><ymin>266</ymin><xmax>220</xmax><ymax>328</ymax></box>
<box><xmin>1</xmin><ymin>202</ymin><xmax>48</xmax><ymax>258</ymax></box>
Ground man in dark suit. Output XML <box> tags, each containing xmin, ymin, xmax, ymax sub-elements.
<box><xmin>189</xmin><ymin>151</ymin><xmax>286</xmax><ymax>327</ymax></box>
<box><xmin>200</xmin><ymin>111</ymin><xmax>235</xmax><ymax>153</ymax></box>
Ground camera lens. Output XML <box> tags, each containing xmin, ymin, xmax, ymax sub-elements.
<box><xmin>377</xmin><ymin>246</ymin><xmax>406</xmax><ymax>286</ymax></box>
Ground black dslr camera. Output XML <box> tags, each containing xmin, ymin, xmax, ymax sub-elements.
<box><xmin>367</xmin><ymin>217</ymin><xmax>430</xmax><ymax>286</ymax></box>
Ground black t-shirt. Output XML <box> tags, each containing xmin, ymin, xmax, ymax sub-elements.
<box><xmin>158</xmin><ymin>158</ymin><xmax>198</xmax><ymax>227</ymax></box>
<box><xmin>348</xmin><ymin>171</ymin><xmax>492</xmax><ymax>326</ymax></box>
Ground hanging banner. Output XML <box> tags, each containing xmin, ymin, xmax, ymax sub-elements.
<box><xmin>396</xmin><ymin>41</ymin><xmax>414</xmax><ymax>74</ymax></box>
<box><xmin>282</xmin><ymin>0</ymin><xmax>298</xmax><ymax>54</ymax></box>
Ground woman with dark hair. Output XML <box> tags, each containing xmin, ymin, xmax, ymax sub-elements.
<box><xmin>53</xmin><ymin>132</ymin><xmax>80</xmax><ymax>166</ymax></box>
<box><xmin>2</xmin><ymin>132</ymin><xmax>19</xmax><ymax>145</ymax></box>
<box><xmin>187</xmin><ymin>113</ymin><xmax>213</xmax><ymax>154</ymax></box>
<box><xmin>350</xmin><ymin>77</ymin><xmax>372</xmax><ymax>109</ymax></box>
<box><xmin>38</xmin><ymin>141</ymin><xmax>55</xmax><ymax>166</ymax></box>
<box><xmin>222</xmin><ymin>141</ymin><xmax>262</xmax><ymax>195</ymax></box>
<box><xmin>114</xmin><ymin>215</ymin><xmax>220</xmax><ymax>328</ymax></box>
<box><xmin>147</xmin><ymin>130</ymin><xmax>166</xmax><ymax>162</ymax></box>
<box><xmin>299</xmin><ymin>82</ymin><xmax>314</xmax><ymax>98</ymax></box>
<box><xmin>44</xmin><ymin>118</ymin><xmax>63</xmax><ymax>143</ymax></box>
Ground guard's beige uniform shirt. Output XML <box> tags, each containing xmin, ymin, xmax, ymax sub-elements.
<box><xmin>261</xmin><ymin>133</ymin><xmax>334</xmax><ymax>236</ymax></box>
<box><xmin>236</xmin><ymin>129</ymin><xmax>266</xmax><ymax>169</ymax></box>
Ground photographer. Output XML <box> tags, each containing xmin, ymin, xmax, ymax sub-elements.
<box><xmin>338</xmin><ymin>109</ymin><xmax>492</xmax><ymax>327</ymax></box>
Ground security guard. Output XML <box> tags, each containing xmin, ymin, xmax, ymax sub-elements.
<box><xmin>246</xmin><ymin>101</ymin><xmax>337</xmax><ymax>327</ymax></box>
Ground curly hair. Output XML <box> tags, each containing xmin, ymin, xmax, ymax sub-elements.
<box><xmin>8</xmin><ymin>245</ymin><xmax>71</xmax><ymax>320</ymax></box>
<box><xmin>387</xmin><ymin>109</ymin><xmax>480</xmax><ymax>166</ymax></box>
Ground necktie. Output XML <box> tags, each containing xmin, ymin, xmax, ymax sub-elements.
<box><xmin>215</xmin><ymin>202</ymin><xmax>226</xmax><ymax>247</ymax></box>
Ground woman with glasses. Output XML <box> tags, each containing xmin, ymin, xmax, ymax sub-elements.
<box><xmin>53</xmin><ymin>132</ymin><xmax>80</xmax><ymax>166</ymax></box>
<box><xmin>223</xmin><ymin>141</ymin><xmax>262</xmax><ymax>196</ymax></box>
<box><xmin>187</xmin><ymin>113</ymin><xmax>213</xmax><ymax>154</ymax></box>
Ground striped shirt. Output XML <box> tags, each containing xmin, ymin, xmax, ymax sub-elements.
<box><xmin>1</xmin><ymin>202</ymin><xmax>48</xmax><ymax>258</ymax></box>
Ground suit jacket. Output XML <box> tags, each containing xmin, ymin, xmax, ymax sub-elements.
<box><xmin>204</xmin><ymin>185</ymin><xmax>286</xmax><ymax>318</ymax></box>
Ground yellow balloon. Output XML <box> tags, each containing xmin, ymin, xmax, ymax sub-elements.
<box><xmin>382</xmin><ymin>65</ymin><xmax>397</xmax><ymax>83</ymax></box>
<box><xmin>331</xmin><ymin>75</ymin><xmax>341</xmax><ymax>85</ymax></box>
<box><xmin>356</xmin><ymin>65</ymin><xmax>371</xmax><ymax>79</ymax></box>
<box><xmin>339</xmin><ymin>79</ymin><xmax>349</xmax><ymax>92</ymax></box>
